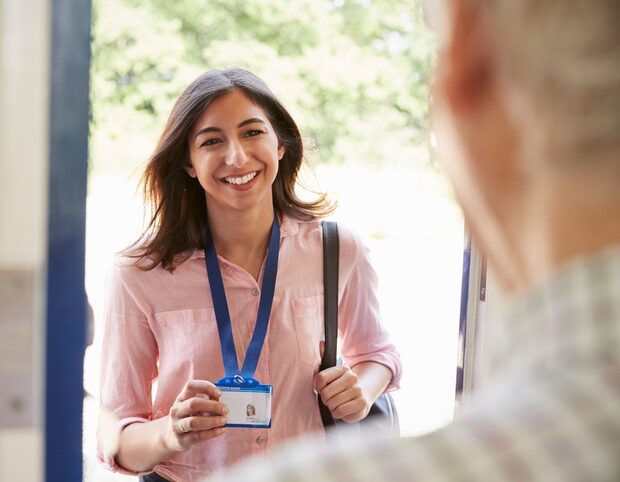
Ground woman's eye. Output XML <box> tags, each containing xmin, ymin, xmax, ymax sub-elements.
<box><xmin>201</xmin><ymin>137</ymin><xmax>221</xmax><ymax>147</ymax></box>
<box><xmin>245</xmin><ymin>129</ymin><xmax>264</xmax><ymax>137</ymax></box>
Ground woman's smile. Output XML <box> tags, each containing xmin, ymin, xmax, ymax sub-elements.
<box><xmin>221</xmin><ymin>170</ymin><xmax>259</xmax><ymax>188</ymax></box>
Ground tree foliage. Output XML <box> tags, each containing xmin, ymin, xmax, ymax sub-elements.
<box><xmin>90</xmin><ymin>0</ymin><xmax>435</xmax><ymax>175</ymax></box>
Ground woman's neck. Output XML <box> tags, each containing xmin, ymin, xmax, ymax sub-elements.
<box><xmin>207</xmin><ymin>207</ymin><xmax>276</xmax><ymax>280</ymax></box>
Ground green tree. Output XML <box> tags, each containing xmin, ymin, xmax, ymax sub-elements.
<box><xmin>90</xmin><ymin>0</ymin><xmax>435</xmax><ymax>176</ymax></box>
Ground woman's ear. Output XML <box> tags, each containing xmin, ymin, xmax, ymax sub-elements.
<box><xmin>185</xmin><ymin>163</ymin><xmax>197</xmax><ymax>178</ymax></box>
<box><xmin>277</xmin><ymin>144</ymin><xmax>286</xmax><ymax>161</ymax></box>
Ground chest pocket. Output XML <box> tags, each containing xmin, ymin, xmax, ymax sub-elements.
<box><xmin>291</xmin><ymin>296</ymin><xmax>323</xmax><ymax>368</ymax></box>
<box><xmin>154</xmin><ymin>308</ymin><xmax>223</xmax><ymax>382</ymax></box>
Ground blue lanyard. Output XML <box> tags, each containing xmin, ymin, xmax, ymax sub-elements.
<box><xmin>204</xmin><ymin>217</ymin><xmax>280</xmax><ymax>381</ymax></box>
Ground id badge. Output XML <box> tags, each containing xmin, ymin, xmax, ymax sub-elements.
<box><xmin>215</xmin><ymin>377</ymin><xmax>272</xmax><ymax>428</ymax></box>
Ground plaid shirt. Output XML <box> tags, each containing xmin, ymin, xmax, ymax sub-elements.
<box><xmin>210</xmin><ymin>245</ymin><xmax>620</xmax><ymax>482</ymax></box>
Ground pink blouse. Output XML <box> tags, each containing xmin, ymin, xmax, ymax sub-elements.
<box><xmin>97</xmin><ymin>216</ymin><xmax>402</xmax><ymax>482</ymax></box>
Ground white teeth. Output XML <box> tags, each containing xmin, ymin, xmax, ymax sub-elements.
<box><xmin>224</xmin><ymin>171</ymin><xmax>257</xmax><ymax>185</ymax></box>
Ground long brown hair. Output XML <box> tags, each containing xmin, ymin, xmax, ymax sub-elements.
<box><xmin>124</xmin><ymin>68</ymin><xmax>335</xmax><ymax>271</ymax></box>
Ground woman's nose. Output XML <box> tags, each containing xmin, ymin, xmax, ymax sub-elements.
<box><xmin>224</xmin><ymin>140</ymin><xmax>249</xmax><ymax>168</ymax></box>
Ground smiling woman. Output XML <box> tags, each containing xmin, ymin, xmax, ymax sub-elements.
<box><xmin>97</xmin><ymin>68</ymin><xmax>402</xmax><ymax>482</ymax></box>
<box><xmin>124</xmin><ymin>69</ymin><xmax>333</xmax><ymax>272</ymax></box>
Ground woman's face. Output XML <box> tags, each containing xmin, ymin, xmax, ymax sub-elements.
<box><xmin>187</xmin><ymin>88</ymin><xmax>285</xmax><ymax>217</ymax></box>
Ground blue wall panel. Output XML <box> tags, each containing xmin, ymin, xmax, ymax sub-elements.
<box><xmin>45</xmin><ymin>0</ymin><xmax>92</xmax><ymax>480</ymax></box>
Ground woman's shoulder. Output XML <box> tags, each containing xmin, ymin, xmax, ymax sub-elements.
<box><xmin>106</xmin><ymin>253</ymin><xmax>187</xmax><ymax>305</ymax></box>
<box><xmin>332</xmin><ymin>220</ymin><xmax>364</xmax><ymax>248</ymax></box>
<box><xmin>284</xmin><ymin>215</ymin><xmax>366</xmax><ymax>256</ymax></box>
<box><xmin>108</xmin><ymin>253</ymin><xmax>170</xmax><ymax>283</ymax></box>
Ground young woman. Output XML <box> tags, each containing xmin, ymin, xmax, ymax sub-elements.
<box><xmin>97</xmin><ymin>68</ymin><xmax>401</xmax><ymax>482</ymax></box>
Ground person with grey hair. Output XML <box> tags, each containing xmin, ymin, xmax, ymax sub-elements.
<box><xmin>208</xmin><ymin>0</ymin><xmax>620</xmax><ymax>480</ymax></box>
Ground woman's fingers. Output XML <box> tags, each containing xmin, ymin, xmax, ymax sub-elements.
<box><xmin>316</xmin><ymin>367</ymin><xmax>358</xmax><ymax>403</ymax></box>
<box><xmin>164</xmin><ymin>379</ymin><xmax>229</xmax><ymax>451</ymax></box>
<box><xmin>173</xmin><ymin>396</ymin><xmax>228</xmax><ymax>420</ymax></box>
<box><xmin>176</xmin><ymin>380</ymin><xmax>222</xmax><ymax>403</ymax></box>
<box><xmin>186</xmin><ymin>426</ymin><xmax>226</xmax><ymax>443</ymax></box>
<box><xmin>314</xmin><ymin>366</ymin><xmax>348</xmax><ymax>393</ymax></box>
<box><xmin>322</xmin><ymin>383</ymin><xmax>367</xmax><ymax>421</ymax></box>
<box><xmin>323</xmin><ymin>384</ymin><xmax>363</xmax><ymax>413</ymax></box>
<box><xmin>174</xmin><ymin>422</ymin><xmax>226</xmax><ymax>450</ymax></box>
<box><xmin>172</xmin><ymin>411</ymin><xmax>227</xmax><ymax>451</ymax></box>
<box><xmin>175</xmin><ymin>413</ymin><xmax>228</xmax><ymax>435</ymax></box>
<box><xmin>335</xmin><ymin>399</ymin><xmax>368</xmax><ymax>422</ymax></box>
<box><xmin>315</xmin><ymin>367</ymin><xmax>370</xmax><ymax>421</ymax></box>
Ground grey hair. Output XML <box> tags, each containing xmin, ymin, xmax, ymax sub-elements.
<box><xmin>481</xmin><ymin>0</ymin><xmax>620</xmax><ymax>164</ymax></box>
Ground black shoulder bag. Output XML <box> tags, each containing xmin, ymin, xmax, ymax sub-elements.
<box><xmin>318</xmin><ymin>221</ymin><xmax>399</xmax><ymax>436</ymax></box>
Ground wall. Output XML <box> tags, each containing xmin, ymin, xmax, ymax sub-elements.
<box><xmin>0</xmin><ymin>0</ymin><xmax>50</xmax><ymax>480</ymax></box>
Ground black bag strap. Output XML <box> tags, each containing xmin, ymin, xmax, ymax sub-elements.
<box><xmin>319</xmin><ymin>220</ymin><xmax>339</xmax><ymax>427</ymax></box>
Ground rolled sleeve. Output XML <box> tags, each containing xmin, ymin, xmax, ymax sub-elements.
<box><xmin>337</xmin><ymin>228</ymin><xmax>402</xmax><ymax>392</ymax></box>
<box><xmin>96</xmin><ymin>262</ymin><xmax>159</xmax><ymax>474</ymax></box>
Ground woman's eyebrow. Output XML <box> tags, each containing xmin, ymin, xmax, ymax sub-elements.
<box><xmin>194</xmin><ymin>126</ymin><xmax>221</xmax><ymax>139</ymax></box>
<box><xmin>237</xmin><ymin>117</ymin><xmax>266</xmax><ymax>128</ymax></box>
<box><xmin>194</xmin><ymin>118</ymin><xmax>266</xmax><ymax>140</ymax></box>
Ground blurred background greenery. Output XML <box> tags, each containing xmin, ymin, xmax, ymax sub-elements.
<box><xmin>89</xmin><ymin>0</ymin><xmax>436</xmax><ymax>177</ymax></box>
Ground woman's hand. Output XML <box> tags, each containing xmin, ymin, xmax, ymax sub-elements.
<box><xmin>314</xmin><ymin>366</ymin><xmax>371</xmax><ymax>423</ymax></box>
<box><xmin>162</xmin><ymin>380</ymin><xmax>228</xmax><ymax>452</ymax></box>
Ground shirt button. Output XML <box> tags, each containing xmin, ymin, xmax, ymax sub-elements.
<box><xmin>251</xmin><ymin>288</ymin><xmax>260</xmax><ymax>296</ymax></box>
<box><xmin>256</xmin><ymin>435</ymin><xmax>266</xmax><ymax>445</ymax></box>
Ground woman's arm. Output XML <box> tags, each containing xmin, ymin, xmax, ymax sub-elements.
<box><xmin>99</xmin><ymin>266</ymin><xmax>227</xmax><ymax>473</ymax></box>
<box><xmin>314</xmin><ymin>226</ymin><xmax>401</xmax><ymax>422</ymax></box>
<box><xmin>352</xmin><ymin>361</ymin><xmax>392</xmax><ymax>406</ymax></box>
<box><xmin>336</xmin><ymin>227</ymin><xmax>403</xmax><ymax>391</ymax></box>
<box><xmin>115</xmin><ymin>380</ymin><xmax>228</xmax><ymax>472</ymax></box>
<box><xmin>116</xmin><ymin>416</ymin><xmax>176</xmax><ymax>472</ymax></box>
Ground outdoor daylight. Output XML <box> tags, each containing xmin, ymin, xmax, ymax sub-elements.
<box><xmin>84</xmin><ymin>1</ymin><xmax>464</xmax><ymax>480</ymax></box>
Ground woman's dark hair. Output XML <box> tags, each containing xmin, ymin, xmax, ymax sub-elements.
<box><xmin>124</xmin><ymin>68</ymin><xmax>335</xmax><ymax>271</ymax></box>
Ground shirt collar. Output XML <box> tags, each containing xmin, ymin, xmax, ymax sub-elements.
<box><xmin>187</xmin><ymin>214</ymin><xmax>300</xmax><ymax>260</ymax></box>
<box><xmin>486</xmin><ymin>243</ymin><xmax>620</xmax><ymax>381</ymax></box>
